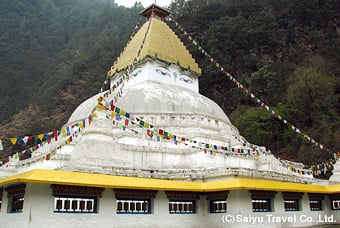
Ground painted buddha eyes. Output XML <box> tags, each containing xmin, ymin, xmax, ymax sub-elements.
<box><xmin>131</xmin><ymin>69</ymin><xmax>142</xmax><ymax>77</ymax></box>
<box><xmin>179</xmin><ymin>74</ymin><xmax>193</xmax><ymax>84</ymax></box>
<box><xmin>155</xmin><ymin>66</ymin><xmax>193</xmax><ymax>84</ymax></box>
<box><xmin>155</xmin><ymin>68</ymin><xmax>171</xmax><ymax>77</ymax></box>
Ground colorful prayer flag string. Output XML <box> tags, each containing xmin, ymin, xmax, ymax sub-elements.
<box><xmin>168</xmin><ymin>15</ymin><xmax>337</xmax><ymax>157</ymax></box>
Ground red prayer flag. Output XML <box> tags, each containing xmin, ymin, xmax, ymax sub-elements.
<box><xmin>54</xmin><ymin>130</ymin><xmax>58</xmax><ymax>141</ymax></box>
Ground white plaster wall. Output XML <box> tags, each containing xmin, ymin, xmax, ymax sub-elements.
<box><xmin>330</xmin><ymin>162</ymin><xmax>340</xmax><ymax>182</ymax></box>
<box><xmin>114</xmin><ymin>60</ymin><xmax>199</xmax><ymax>94</ymax></box>
<box><xmin>67</xmin><ymin>126</ymin><xmax>257</xmax><ymax>172</ymax></box>
<box><xmin>1</xmin><ymin>184</ymin><xmax>339</xmax><ymax>228</ymax></box>
<box><xmin>0</xmin><ymin>189</ymin><xmax>28</xmax><ymax>227</ymax></box>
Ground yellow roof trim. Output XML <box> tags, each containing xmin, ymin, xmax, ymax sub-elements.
<box><xmin>0</xmin><ymin>169</ymin><xmax>340</xmax><ymax>194</ymax></box>
<box><xmin>112</xmin><ymin>18</ymin><xmax>201</xmax><ymax>75</ymax></box>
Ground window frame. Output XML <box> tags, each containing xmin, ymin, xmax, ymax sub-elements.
<box><xmin>209</xmin><ymin>199</ymin><xmax>227</xmax><ymax>213</ymax></box>
<box><xmin>165</xmin><ymin>191</ymin><xmax>200</xmax><ymax>214</ymax></box>
<box><xmin>6</xmin><ymin>184</ymin><xmax>26</xmax><ymax>213</ymax></box>
<box><xmin>250</xmin><ymin>190</ymin><xmax>276</xmax><ymax>213</ymax></box>
<box><xmin>309</xmin><ymin>200</ymin><xmax>322</xmax><ymax>211</ymax></box>
<box><xmin>51</xmin><ymin>185</ymin><xmax>103</xmax><ymax>214</ymax></box>
<box><xmin>308</xmin><ymin>193</ymin><xmax>324</xmax><ymax>211</ymax></box>
<box><xmin>206</xmin><ymin>191</ymin><xmax>229</xmax><ymax>214</ymax></box>
<box><xmin>328</xmin><ymin>194</ymin><xmax>340</xmax><ymax>211</ymax></box>
<box><xmin>284</xmin><ymin>199</ymin><xmax>300</xmax><ymax>211</ymax></box>
<box><xmin>116</xmin><ymin>198</ymin><xmax>152</xmax><ymax>214</ymax></box>
<box><xmin>53</xmin><ymin>195</ymin><xmax>98</xmax><ymax>213</ymax></box>
<box><xmin>331</xmin><ymin>199</ymin><xmax>340</xmax><ymax>210</ymax></box>
<box><xmin>282</xmin><ymin>192</ymin><xmax>304</xmax><ymax>212</ymax></box>
<box><xmin>168</xmin><ymin>199</ymin><xmax>196</xmax><ymax>214</ymax></box>
<box><xmin>114</xmin><ymin>189</ymin><xmax>157</xmax><ymax>215</ymax></box>
<box><xmin>252</xmin><ymin>199</ymin><xmax>272</xmax><ymax>212</ymax></box>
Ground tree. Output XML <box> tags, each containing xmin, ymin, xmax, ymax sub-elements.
<box><xmin>287</xmin><ymin>66</ymin><xmax>336</xmax><ymax>129</ymax></box>
<box><xmin>250</xmin><ymin>66</ymin><xmax>282</xmax><ymax>105</ymax></box>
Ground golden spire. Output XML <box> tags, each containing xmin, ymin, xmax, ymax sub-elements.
<box><xmin>111</xmin><ymin>4</ymin><xmax>201</xmax><ymax>75</ymax></box>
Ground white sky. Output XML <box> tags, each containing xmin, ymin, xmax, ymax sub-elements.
<box><xmin>115</xmin><ymin>0</ymin><xmax>172</xmax><ymax>8</ymax></box>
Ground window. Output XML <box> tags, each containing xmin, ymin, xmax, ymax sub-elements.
<box><xmin>282</xmin><ymin>192</ymin><xmax>303</xmax><ymax>212</ymax></box>
<box><xmin>54</xmin><ymin>196</ymin><xmax>96</xmax><ymax>213</ymax></box>
<box><xmin>252</xmin><ymin>199</ymin><xmax>271</xmax><ymax>212</ymax></box>
<box><xmin>51</xmin><ymin>185</ymin><xmax>104</xmax><ymax>214</ymax></box>
<box><xmin>114</xmin><ymin>189</ymin><xmax>157</xmax><ymax>214</ymax></box>
<box><xmin>331</xmin><ymin>200</ymin><xmax>340</xmax><ymax>210</ymax></box>
<box><xmin>206</xmin><ymin>191</ymin><xmax>229</xmax><ymax>213</ymax></box>
<box><xmin>310</xmin><ymin>200</ymin><xmax>322</xmax><ymax>211</ymax></box>
<box><xmin>116</xmin><ymin>199</ymin><xmax>151</xmax><ymax>214</ymax></box>
<box><xmin>169</xmin><ymin>200</ymin><xmax>195</xmax><ymax>214</ymax></box>
<box><xmin>166</xmin><ymin>191</ymin><xmax>200</xmax><ymax>214</ymax></box>
<box><xmin>308</xmin><ymin>193</ymin><xmax>324</xmax><ymax>211</ymax></box>
<box><xmin>210</xmin><ymin>200</ymin><xmax>227</xmax><ymax>213</ymax></box>
<box><xmin>328</xmin><ymin>194</ymin><xmax>340</xmax><ymax>210</ymax></box>
<box><xmin>250</xmin><ymin>190</ymin><xmax>276</xmax><ymax>212</ymax></box>
<box><xmin>284</xmin><ymin>199</ymin><xmax>299</xmax><ymax>211</ymax></box>
<box><xmin>6</xmin><ymin>184</ymin><xmax>26</xmax><ymax>213</ymax></box>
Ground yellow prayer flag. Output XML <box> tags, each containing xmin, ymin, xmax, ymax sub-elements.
<box><xmin>10</xmin><ymin>138</ymin><xmax>17</xmax><ymax>145</ymax></box>
<box><xmin>119</xmin><ymin>109</ymin><xmax>125</xmax><ymax>116</ymax></box>
<box><xmin>62</xmin><ymin>128</ymin><xmax>67</xmax><ymax>138</ymax></box>
<box><xmin>79</xmin><ymin>121</ymin><xmax>84</xmax><ymax>129</ymax></box>
<box><xmin>14</xmin><ymin>153</ymin><xmax>18</xmax><ymax>159</ymax></box>
<box><xmin>38</xmin><ymin>134</ymin><xmax>44</xmax><ymax>141</ymax></box>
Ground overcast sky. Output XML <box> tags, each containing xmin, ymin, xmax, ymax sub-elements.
<box><xmin>115</xmin><ymin>0</ymin><xmax>172</xmax><ymax>8</ymax></box>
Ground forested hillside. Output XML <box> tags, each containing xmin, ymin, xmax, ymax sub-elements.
<box><xmin>0</xmin><ymin>0</ymin><xmax>142</xmax><ymax>133</ymax></box>
<box><xmin>169</xmin><ymin>0</ymin><xmax>340</xmax><ymax>167</ymax></box>
<box><xmin>0</xmin><ymin>0</ymin><xmax>339</xmax><ymax>169</ymax></box>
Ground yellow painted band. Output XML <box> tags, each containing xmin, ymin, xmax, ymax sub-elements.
<box><xmin>0</xmin><ymin>169</ymin><xmax>339</xmax><ymax>194</ymax></box>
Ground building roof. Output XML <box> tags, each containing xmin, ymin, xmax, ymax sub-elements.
<box><xmin>111</xmin><ymin>17</ymin><xmax>201</xmax><ymax>75</ymax></box>
<box><xmin>139</xmin><ymin>4</ymin><xmax>172</xmax><ymax>18</ymax></box>
<box><xmin>1</xmin><ymin>169</ymin><xmax>339</xmax><ymax>194</ymax></box>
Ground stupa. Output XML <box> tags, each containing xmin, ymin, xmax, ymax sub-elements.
<box><xmin>0</xmin><ymin>4</ymin><xmax>339</xmax><ymax>228</ymax></box>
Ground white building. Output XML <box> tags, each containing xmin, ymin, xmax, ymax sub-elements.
<box><xmin>0</xmin><ymin>4</ymin><xmax>339</xmax><ymax>228</ymax></box>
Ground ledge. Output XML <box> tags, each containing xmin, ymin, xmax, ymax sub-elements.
<box><xmin>0</xmin><ymin>169</ymin><xmax>339</xmax><ymax>194</ymax></box>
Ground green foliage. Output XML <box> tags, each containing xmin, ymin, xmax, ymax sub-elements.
<box><xmin>230</xmin><ymin>105</ymin><xmax>274</xmax><ymax>146</ymax></box>
<box><xmin>0</xmin><ymin>0</ymin><xmax>142</xmax><ymax>124</ymax></box>
<box><xmin>250</xmin><ymin>67</ymin><xmax>282</xmax><ymax>105</ymax></box>
<box><xmin>0</xmin><ymin>0</ymin><xmax>339</xmax><ymax>167</ymax></box>
<box><xmin>173</xmin><ymin>0</ymin><xmax>339</xmax><ymax>165</ymax></box>
<box><xmin>287</xmin><ymin>66</ymin><xmax>337</xmax><ymax>128</ymax></box>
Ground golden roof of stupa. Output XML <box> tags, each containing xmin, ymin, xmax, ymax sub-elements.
<box><xmin>111</xmin><ymin>17</ymin><xmax>201</xmax><ymax>75</ymax></box>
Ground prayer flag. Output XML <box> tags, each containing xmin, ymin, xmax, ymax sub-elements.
<box><xmin>10</xmin><ymin>138</ymin><xmax>17</xmax><ymax>145</ymax></box>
